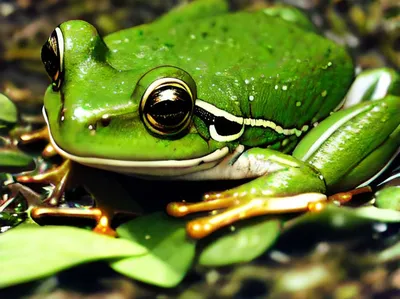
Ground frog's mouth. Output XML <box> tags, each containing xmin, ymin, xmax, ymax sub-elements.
<box><xmin>43</xmin><ymin>108</ymin><xmax>229</xmax><ymax>178</ymax></box>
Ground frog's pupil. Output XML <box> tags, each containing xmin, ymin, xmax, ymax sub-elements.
<box><xmin>150</xmin><ymin>100</ymin><xmax>187</xmax><ymax>126</ymax></box>
<box><xmin>145</xmin><ymin>85</ymin><xmax>192</xmax><ymax>133</ymax></box>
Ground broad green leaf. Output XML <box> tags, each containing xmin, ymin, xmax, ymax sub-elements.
<box><xmin>0</xmin><ymin>149</ymin><xmax>34</xmax><ymax>172</ymax></box>
<box><xmin>199</xmin><ymin>218</ymin><xmax>281</xmax><ymax>266</ymax></box>
<box><xmin>0</xmin><ymin>94</ymin><xmax>17</xmax><ymax>124</ymax></box>
<box><xmin>285</xmin><ymin>205</ymin><xmax>400</xmax><ymax>231</ymax></box>
<box><xmin>111</xmin><ymin>212</ymin><xmax>196</xmax><ymax>288</ymax></box>
<box><xmin>0</xmin><ymin>225</ymin><xmax>147</xmax><ymax>288</ymax></box>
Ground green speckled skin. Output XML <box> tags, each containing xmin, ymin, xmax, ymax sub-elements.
<box><xmin>44</xmin><ymin>0</ymin><xmax>353</xmax><ymax>161</ymax></box>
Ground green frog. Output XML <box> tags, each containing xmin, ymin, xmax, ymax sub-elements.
<box><xmin>19</xmin><ymin>0</ymin><xmax>400</xmax><ymax>238</ymax></box>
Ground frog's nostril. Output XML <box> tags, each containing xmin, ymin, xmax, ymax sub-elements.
<box><xmin>100</xmin><ymin>114</ymin><xmax>111</xmax><ymax>127</ymax></box>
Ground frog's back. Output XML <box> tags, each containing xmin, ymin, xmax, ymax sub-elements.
<box><xmin>105</xmin><ymin>9</ymin><xmax>354</xmax><ymax>147</ymax></box>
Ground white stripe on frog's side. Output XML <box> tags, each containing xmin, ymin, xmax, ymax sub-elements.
<box><xmin>195</xmin><ymin>100</ymin><xmax>309</xmax><ymax>142</ymax></box>
<box><xmin>357</xmin><ymin>147</ymin><xmax>400</xmax><ymax>188</ymax></box>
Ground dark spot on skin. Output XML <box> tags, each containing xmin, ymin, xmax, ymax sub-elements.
<box><xmin>60</xmin><ymin>109</ymin><xmax>66</xmax><ymax>121</ymax></box>
<box><xmin>60</xmin><ymin>91</ymin><xmax>65</xmax><ymax>105</ymax></box>
<box><xmin>249</xmin><ymin>102</ymin><xmax>253</xmax><ymax>118</ymax></box>
<box><xmin>210</xmin><ymin>21</ymin><xmax>216</xmax><ymax>28</ymax></box>
<box><xmin>197</xmin><ymin>160</ymin><xmax>205</xmax><ymax>166</ymax></box>
<box><xmin>201</xmin><ymin>32</ymin><xmax>208</xmax><ymax>38</ymax></box>
<box><xmin>221</xmin><ymin>26</ymin><xmax>228</xmax><ymax>33</ymax></box>
<box><xmin>58</xmin><ymin>92</ymin><xmax>66</xmax><ymax>125</ymax></box>
<box><xmin>324</xmin><ymin>48</ymin><xmax>332</xmax><ymax>58</ymax></box>
<box><xmin>164</xmin><ymin>42</ymin><xmax>174</xmax><ymax>48</ymax></box>
<box><xmin>138</xmin><ymin>30</ymin><xmax>143</xmax><ymax>36</ymax></box>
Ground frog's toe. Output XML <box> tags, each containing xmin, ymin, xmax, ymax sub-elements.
<box><xmin>169</xmin><ymin>192</ymin><xmax>328</xmax><ymax>239</ymax></box>
<box><xmin>42</xmin><ymin>143</ymin><xmax>57</xmax><ymax>157</ymax></box>
<box><xmin>19</xmin><ymin>127</ymin><xmax>49</xmax><ymax>143</ymax></box>
<box><xmin>17</xmin><ymin>159</ymin><xmax>72</xmax><ymax>206</ymax></box>
<box><xmin>166</xmin><ymin>194</ymin><xmax>236</xmax><ymax>217</ymax></box>
<box><xmin>93</xmin><ymin>215</ymin><xmax>117</xmax><ymax>237</ymax></box>
<box><xmin>19</xmin><ymin>127</ymin><xmax>57</xmax><ymax>158</ymax></box>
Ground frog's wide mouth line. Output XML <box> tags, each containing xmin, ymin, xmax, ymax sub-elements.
<box><xmin>43</xmin><ymin>108</ymin><xmax>230</xmax><ymax>176</ymax></box>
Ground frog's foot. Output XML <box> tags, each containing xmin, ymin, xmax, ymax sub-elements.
<box><xmin>19</xmin><ymin>127</ymin><xmax>57</xmax><ymax>157</ymax></box>
<box><xmin>167</xmin><ymin>191</ymin><xmax>327</xmax><ymax>239</ymax></box>
<box><xmin>31</xmin><ymin>206</ymin><xmax>117</xmax><ymax>237</ymax></box>
<box><xmin>167</xmin><ymin>185</ymin><xmax>374</xmax><ymax>239</ymax></box>
<box><xmin>17</xmin><ymin>159</ymin><xmax>72</xmax><ymax>206</ymax></box>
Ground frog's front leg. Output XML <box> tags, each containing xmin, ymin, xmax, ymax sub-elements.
<box><xmin>16</xmin><ymin>128</ymin><xmax>120</xmax><ymax>235</ymax></box>
<box><xmin>168</xmin><ymin>149</ymin><xmax>329</xmax><ymax>239</ymax></box>
<box><xmin>168</xmin><ymin>93</ymin><xmax>400</xmax><ymax>239</ymax></box>
<box><xmin>17</xmin><ymin>127</ymin><xmax>72</xmax><ymax>206</ymax></box>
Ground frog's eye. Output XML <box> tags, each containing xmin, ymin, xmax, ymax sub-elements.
<box><xmin>140</xmin><ymin>78</ymin><xmax>195</xmax><ymax>136</ymax></box>
<box><xmin>41</xmin><ymin>27</ymin><xmax>64</xmax><ymax>91</ymax></box>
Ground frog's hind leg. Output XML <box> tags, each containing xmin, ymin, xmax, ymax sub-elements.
<box><xmin>293</xmin><ymin>69</ymin><xmax>400</xmax><ymax>192</ymax></box>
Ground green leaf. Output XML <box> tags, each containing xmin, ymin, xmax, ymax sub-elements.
<box><xmin>0</xmin><ymin>149</ymin><xmax>35</xmax><ymax>172</ymax></box>
<box><xmin>111</xmin><ymin>212</ymin><xmax>196</xmax><ymax>288</ymax></box>
<box><xmin>199</xmin><ymin>218</ymin><xmax>281</xmax><ymax>266</ymax></box>
<box><xmin>0</xmin><ymin>94</ymin><xmax>17</xmax><ymax>124</ymax></box>
<box><xmin>0</xmin><ymin>225</ymin><xmax>147</xmax><ymax>288</ymax></box>
<box><xmin>285</xmin><ymin>205</ymin><xmax>400</xmax><ymax>231</ymax></box>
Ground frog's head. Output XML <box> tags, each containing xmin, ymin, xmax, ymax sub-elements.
<box><xmin>41</xmin><ymin>21</ymin><xmax>233</xmax><ymax>176</ymax></box>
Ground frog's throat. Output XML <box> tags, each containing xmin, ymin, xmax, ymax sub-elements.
<box><xmin>43</xmin><ymin>109</ymin><xmax>229</xmax><ymax>177</ymax></box>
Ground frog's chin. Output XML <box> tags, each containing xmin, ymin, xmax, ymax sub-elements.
<box><xmin>46</xmin><ymin>126</ymin><xmax>230</xmax><ymax>178</ymax></box>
